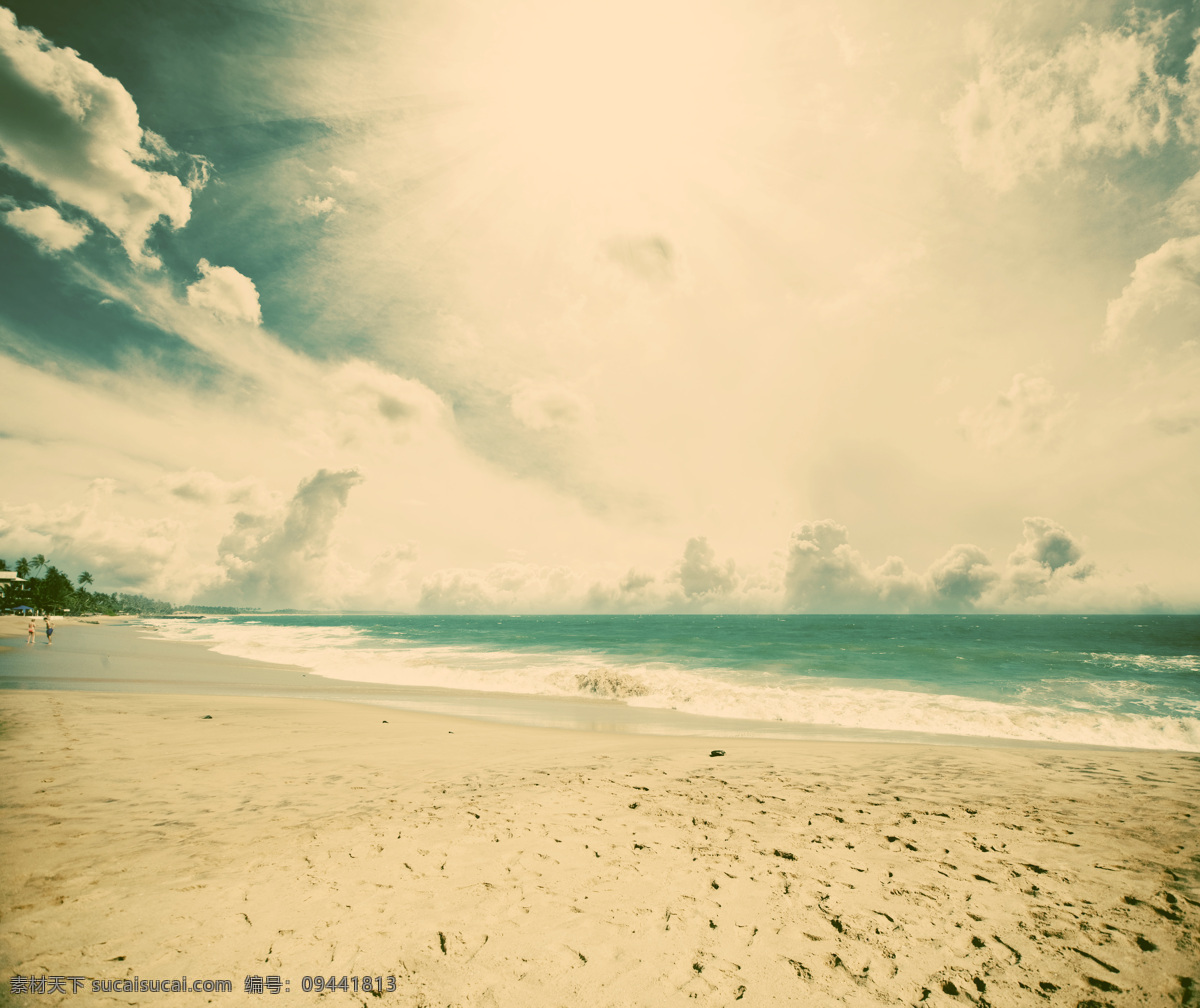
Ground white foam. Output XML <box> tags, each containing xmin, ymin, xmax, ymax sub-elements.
<box><xmin>142</xmin><ymin>619</ymin><xmax>1200</xmax><ymax>752</ymax></box>
<box><xmin>1085</xmin><ymin>652</ymin><xmax>1200</xmax><ymax>674</ymax></box>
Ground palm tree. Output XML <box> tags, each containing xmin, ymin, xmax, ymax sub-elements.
<box><xmin>15</xmin><ymin>558</ymin><xmax>30</xmax><ymax>578</ymax></box>
<box><xmin>30</xmin><ymin>554</ymin><xmax>47</xmax><ymax>576</ymax></box>
<box><xmin>75</xmin><ymin>571</ymin><xmax>95</xmax><ymax>615</ymax></box>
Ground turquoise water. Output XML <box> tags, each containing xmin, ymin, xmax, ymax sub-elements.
<box><xmin>148</xmin><ymin>614</ymin><xmax>1200</xmax><ymax>751</ymax></box>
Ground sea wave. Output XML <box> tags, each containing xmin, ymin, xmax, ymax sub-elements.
<box><xmin>1085</xmin><ymin>652</ymin><xmax>1200</xmax><ymax>674</ymax></box>
<box><xmin>142</xmin><ymin>618</ymin><xmax>1200</xmax><ymax>752</ymax></box>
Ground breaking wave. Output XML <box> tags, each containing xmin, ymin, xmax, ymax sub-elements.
<box><xmin>143</xmin><ymin>617</ymin><xmax>1200</xmax><ymax>752</ymax></box>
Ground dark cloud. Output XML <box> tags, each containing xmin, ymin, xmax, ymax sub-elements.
<box><xmin>1002</xmin><ymin>516</ymin><xmax>1093</xmax><ymax>601</ymax></box>
<box><xmin>927</xmin><ymin>543</ymin><xmax>998</xmax><ymax>611</ymax></box>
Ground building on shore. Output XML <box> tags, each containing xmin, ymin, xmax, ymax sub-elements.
<box><xmin>1</xmin><ymin>571</ymin><xmax>30</xmax><ymax>611</ymax></box>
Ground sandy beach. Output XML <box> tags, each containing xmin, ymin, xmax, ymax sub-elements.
<box><xmin>1</xmin><ymin>620</ymin><xmax>1198</xmax><ymax>1006</ymax></box>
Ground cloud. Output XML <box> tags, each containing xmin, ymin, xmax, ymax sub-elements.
<box><xmin>927</xmin><ymin>543</ymin><xmax>998</xmax><ymax>611</ymax></box>
<box><xmin>1165</xmin><ymin>168</ymin><xmax>1200</xmax><ymax>231</ymax></box>
<box><xmin>871</xmin><ymin>554</ymin><xmax>928</xmax><ymax>610</ymax></box>
<box><xmin>948</xmin><ymin>12</ymin><xmax>1190</xmax><ymax>191</ymax></box>
<box><xmin>783</xmin><ymin>520</ymin><xmax>915</xmax><ymax>613</ymax></box>
<box><xmin>159</xmin><ymin>469</ymin><xmax>266</xmax><ymax>507</ymax></box>
<box><xmin>298</xmin><ymin>194</ymin><xmax>342</xmax><ymax>218</ymax></box>
<box><xmin>418</xmin><ymin>562</ymin><xmax>579</xmax><ymax>613</ymax></box>
<box><xmin>584</xmin><ymin>568</ymin><xmax>658</xmax><ymax>610</ymax></box>
<box><xmin>210</xmin><ymin>468</ymin><xmax>364</xmax><ymax>608</ymax></box>
<box><xmin>335</xmin><ymin>541</ymin><xmax>419</xmax><ymax>611</ymax></box>
<box><xmin>0</xmin><ymin>460</ymin><xmax>1121</xmax><ymax>614</ymax></box>
<box><xmin>74</xmin><ymin>267</ymin><xmax>445</xmax><ymax>458</ymax></box>
<box><xmin>185</xmin><ymin>259</ymin><xmax>263</xmax><ymax>325</ymax></box>
<box><xmin>782</xmin><ymin>518</ymin><xmax>1095</xmax><ymax>613</ymax></box>
<box><xmin>959</xmin><ymin>373</ymin><xmax>1072</xmax><ymax>447</ymax></box>
<box><xmin>510</xmin><ymin>381</ymin><xmax>590</xmax><ymax>431</ymax></box>
<box><xmin>419</xmin><ymin>519</ymin><xmax>1089</xmax><ymax>615</ymax></box>
<box><xmin>782</xmin><ymin>520</ymin><xmax>867</xmax><ymax>611</ymax></box>
<box><xmin>783</xmin><ymin>521</ymin><xmax>927</xmax><ymax>613</ymax></box>
<box><xmin>418</xmin><ymin>537</ymin><xmax>749</xmax><ymax>615</ymax></box>
<box><xmin>1000</xmin><ymin>516</ymin><xmax>1092</xmax><ymax>602</ymax></box>
<box><xmin>1142</xmin><ymin>399</ymin><xmax>1200</xmax><ymax>435</ymax></box>
<box><xmin>604</xmin><ymin>234</ymin><xmax>674</xmax><ymax>283</ymax></box>
<box><xmin>1010</xmin><ymin>515</ymin><xmax>1084</xmax><ymax>571</ymax></box>
<box><xmin>0</xmin><ymin>8</ymin><xmax>203</xmax><ymax>266</ymax></box>
<box><xmin>295</xmin><ymin>167</ymin><xmax>356</xmax><ymax>220</ymax></box>
<box><xmin>677</xmin><ymin>536</ymin><xmax>735</xmax><ymax>597</ymax></box>
<box><xmin>2</xmin><ymin>202</ymin><xmax>89</xmax><ymax>252</ymax></box>
<box><xmin>0</xmin><ymin>478</ymin><xmax>213</xmax><ymax>599</ymax></box>
<box><xmin>1103</xmin><ymin>234</ymin><xmax>1200</xmax><ymax>351</ymax></box>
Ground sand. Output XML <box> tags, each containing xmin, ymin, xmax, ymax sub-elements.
<box><xmin>1</xmin><ymin>622</ymin><xmax>1198</xmax><ymax>1007</ymax></box>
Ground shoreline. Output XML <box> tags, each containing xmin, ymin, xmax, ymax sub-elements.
<box><xmin>0</xmin><ymin>615</ymin><xmax>1188</xmax><ymax>753</ymax></box>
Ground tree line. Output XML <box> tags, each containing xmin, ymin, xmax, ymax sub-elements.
<box><xmin>0</xmin><ymin>555</ymin><xmax>174</xmax><ymax>615</ymax></box>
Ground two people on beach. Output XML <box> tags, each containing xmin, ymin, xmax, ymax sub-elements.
<box><xmin>28</xmin><ymin>615</ymin><xmax>53</xmax><ymax>644</ymax></box>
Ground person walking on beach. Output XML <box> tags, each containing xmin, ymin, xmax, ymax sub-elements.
<box><xmin>43</xmin><ymin>614</ymin><xmax>54</xmax><ymax>644</ymax></box>
<box><xmin>26</xmin><ymin>618</ymin><xmax>35</xmax><ymax>644</ymax></box>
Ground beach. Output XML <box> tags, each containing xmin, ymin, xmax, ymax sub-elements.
<box><xmin>1</xmin><ymin>619</ymin><xmax>1198</xmax><ymax>1006</ymax></box>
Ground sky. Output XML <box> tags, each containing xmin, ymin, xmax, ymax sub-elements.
<box><xmin>1</xmin><ymin>0</ymin><xmax>1198</xmax><ymax>613</ymax></box>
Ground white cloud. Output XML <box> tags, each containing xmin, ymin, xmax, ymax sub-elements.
<box><xmin>1142</xmin><ymin>398</ymin><xmax>1200</xmax><ymax>436</ymax></box>
<box><xmin>185</xmin><ymin>259</ymin><xmax>263</xmax><ymax>325</ymax></box>
<box><xmin>3</xmin><ymin>4</ymin><xmax>1193</xmax><ymax>615</ymax></box>
<box><xmin>406</xmin><ymin>519</ymin><xmax>1094</xmax><ymax>615</ymax></box>
<box><xmin>416</xmin><ymin>537</ymin><xmax>751</xmax><ymax>615</ymax></box>
<box><xmin>783</xmin><ymin>520</ymin><xmax>924</xmax><ymax>613</ymax></box>
<box><xmin>79</xmin><ymin>269</ymin><xmax>446</xmax><ymax>458</ymax></box>
<box><xmin>783</xmin><ymin>521</ymin><xmax>867</xmax><ymax>611</ymax></box>
<box><xmin>959</xmin><ymin>373</ymin><xmax>1072</xmax><ymax>447</ymax></box>
<box><xmin>510</xmin><ymin>381</ymin><xmax>590</xmax><ymax>431</ymax></box>
<box><xmin>584</xmin><ymin>568</ymin><xmax>658</xmax><ymax>611</ymax></box>
<box><xmin>1165</xmin><ymin>169</ymin><xmax>1200</xmax><ymax>231</ymax></box>
<box><xmin>418</xmin><ymin>561</ymin><xmax>579</xmax><ymax>613</ymax></box>
<box><xmin>872</xmin><ymin>554</ymin><xmax>928</xmax><ymax>610</ymax></box>
<box><xmin>298</xmin><ymin>194</ymin><xmax>342</xmax><ymax>218</ymax></box>
<box><xmin>676</xmin><ymin>536</ymin><xmax>735</xmax><ymax>597</ymax></box>
<box><xmin>948</xmin><ymin>13</ymin><xmax>1190</xmax><ymax>191</ymax></box>
<box><xmin>1103</xmin><ymin>234</ymin><xmax>1200</xmax><ymax>351</ymax></box>
<box><xmin>2</xmin><ymin>203</ymin><xmax>89</xmax><ymax>252</ymax></box>
<box><xmin>604</xmin><ymin>234</ymin><xmax>674</xmax><ymax>283</ymax></box>
<box><xmin>0</xmin><ymin>479</ymin><xmax>216</xmax><ymax>599</ymax></box>
<box><xmin>159</xmin><ymin>469</ymin><xmax>267</xmax><ymax>507</ymax></box>
<box><xmin>207</xmin><ymin>468</ymin><xmax>364</xmax><ymax>609</ymax></box>
<box><xmin>333</xmin><ymin>541</ymin><xmax>420</xmax><ymax>612</ymax></box>
<box><xmin>999</xmin><ymin>516</ymin><xmax>1092</xmax><ymax>602</ymax></box>
<box><xmin>307</xmin><ymin>359</ymin><xmax>446</xmax><ymax>452</ymax></box>
<box><xmin>782</xmin><ymin>518</ymin><xmax>1098</xmax><ymax>613</ymax></box>
<box><xmin>0</xmin><ymin>9</ymin><xmax>202</xmax><ymax>266</ymax></box>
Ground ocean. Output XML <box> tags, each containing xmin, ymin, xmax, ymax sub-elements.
<box><xmin>145</xmin><ymin>614</ymin><xmax>1200</xmax><ymax>752</ymax></box>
